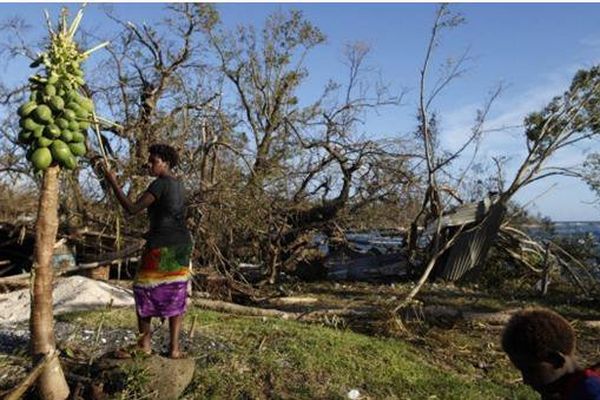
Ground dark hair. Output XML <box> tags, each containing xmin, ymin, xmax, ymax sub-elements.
<box><xmin>149</xmin><ymin>144</ymin><xmax>179</xmax><ymax>168</ymax></box>
<box><xmin>501</xmin><ymin>308</ymin><xmax>575</xmax><ymax>360</ymax></box>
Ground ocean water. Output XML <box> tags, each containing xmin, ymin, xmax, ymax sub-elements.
<box><xmin>526</xmin><ymin>221</ymin><xmax>600</xmax><ymax>243</ymax></box>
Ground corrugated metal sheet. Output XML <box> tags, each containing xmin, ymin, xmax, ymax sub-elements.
<box><xmin>439</xmin><ymin>201</ymin><xmax>506</xmax><ymax>281</ymax></box>
<box><xmin>425</xmin><ymin>197</ymin><xmax>495</xmax><ymax>234</ymax></box>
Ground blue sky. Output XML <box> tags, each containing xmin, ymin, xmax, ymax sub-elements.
<box><xmin>2</xmin><ymin>2</ymin><xmax>600</xmax><ymax>221</ymax></box>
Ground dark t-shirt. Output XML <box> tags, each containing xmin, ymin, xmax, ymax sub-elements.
<box><xmin>564</xmin><ymin>369</ymin><xmax>600</xmax><ymax>400</ymax></box>
<box><xmin>144</xmin><ymin>176</ymin><xmax>192</xmax><ymax>249</ymax></box>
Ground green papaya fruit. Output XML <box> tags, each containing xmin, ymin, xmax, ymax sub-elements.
<box><xmin>32</xmin><ymin>125</ymin><xmax>45</xmax><ymax>138</ymax></box>
<box><xmin>62</xmin><ymin>154</ymin><xmax>77</xmax><ymax>170</ymax></box>
<box><xmin>20</xmin><ymin>118</ymin><xmax>41</xmax><ymax>132</ymax></box>
<box><xmin>69</xmin><ymin>141</ymin><xmax>86</xmax><ymax>157</ymax></box>
<box><xmin>56</xmin><ymin>118</ymin><xmax>69</xmax><ymax>130</ymax></box>
<box><xmin>78</xmin><ymin>97</ymin><xmax>94</xmax><ymax>112</ymax></box>
<box><xmin>31</xmin><ymin>147</ymin><xmax>53</xmax><ymax>170</ymax></box>
<box><xmin>60</xmin><ymin>129</ymin><xmax>73</xmax><ymax>142</ymax></box>
<box><xmin>43</xmin><ymin>84</ymin><xmax>56</xmax><ymax>97</ymax></box>
<box><xmin>66</xmin><ymin>101</ymin><xmax>81</xmax><ymax>112</ymax></box>
<box><xmin>66</xmin><ymin>91</ymin><xmax>80</xmax><ymax>102</ymax></box>
<box><xmin>32</xmin><ymin>105</ymin><xmax>53</xmax><ymax>124</ymax></box>
<box><xmin>49</xmin><ymin>96</ymin><xmax>65</xmax><ymax>112</ymax></box>
<box><xmin>68</xmin><ymin>120</ymin><xmax>79</xmax><ymax>131</ymax></box>
<box><xmin>50</xmin><ymin>140</ymin><xmax>71</xmax><ymax>164</ymax></box>
<box><xmin>70</xmin><ymin>131</ymin><xmax>85</xmax><ymax>143</ymax></box>
<box><xmin>37</xmin><ymin>136</ymin><xmax>53</xmax><ymax>148</ymax></box>
<box><xmin>44</xmin><ymin>124</ymin><xmax>61</xmax><ymax>139</ymax></box>
<box><xmin>63</xmin><ymin>109</ymin><xmax>77</xmax><ymax>121</ymax></box>
<box><xmin>76</xmin><ymin>108</ymin><xmax>88</xmax><ymax>120</ymax></box>
<box><xmin>47</xmin><ymin>73</ymin><xmax>59</xmax><ymax>85</ymax></box>
<box><xmin>17</xmin><ymin>101</ymin><xmax>38</xmax><ymax>118</ymax></box>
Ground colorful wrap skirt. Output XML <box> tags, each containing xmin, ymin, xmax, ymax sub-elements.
<box><xmin>133</xmin><ymin>243</ymin><xmax>192</xmax><ymax>318</ymax></box>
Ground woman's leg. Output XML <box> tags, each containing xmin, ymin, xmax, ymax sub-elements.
<box><xmin>137</xmin><ymin>313</ymin><xmax>152</xmax><ymax>353</ymax></box>
<box><xmin>168</xmin><ymin>314</ymin><xmax>184</xmax><ymax>358</ymax></box>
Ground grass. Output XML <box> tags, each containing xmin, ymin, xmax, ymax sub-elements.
<box><xmin>64</xmin><ymin>307</ymin><xmax>537</xmax><ymax>400</ymax></box>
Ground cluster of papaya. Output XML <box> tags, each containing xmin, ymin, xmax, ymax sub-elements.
<box><xmin>17</xmin><ymin>10</ymin><xmax>95</xmax><ymax>171</ymax></box>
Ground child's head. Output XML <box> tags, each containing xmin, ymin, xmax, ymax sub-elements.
<box><xmin>502</xmin><ymin>308</ymin><xmax>579</xmax><ymax>396</ymax></box>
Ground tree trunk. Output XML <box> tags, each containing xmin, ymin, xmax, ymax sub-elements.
<box><xmin>30</xmin><ymin>165</ymin><xmax>70</xmax><ymax>400</ymax></box>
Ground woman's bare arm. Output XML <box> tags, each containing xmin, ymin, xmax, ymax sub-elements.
<box><xmin>104</xmin><ymin>170</ymin><xmax>155</xmax><ymax>215</ymax></box>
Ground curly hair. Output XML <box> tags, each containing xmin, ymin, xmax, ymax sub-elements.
<box><xmin>501</xmin><ymin>308</ymin><xmax>575</xmax><ymax>360</ymax></box>
<box><xmin>149</xmin><ymin>143</ymin><xmax>179</xmax><ymax>168</ymax></box>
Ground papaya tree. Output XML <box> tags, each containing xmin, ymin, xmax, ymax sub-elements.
<box><xmin>13</xmin><ymin>8</ymin><xmax>106</xmax><ymax>399</ymax></box>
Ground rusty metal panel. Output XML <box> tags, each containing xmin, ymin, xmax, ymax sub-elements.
<box><xmin>426</xmin><ymin>197</ymin><xmax>494</xmax><ymax>234</ymax></box>
<box><xmin>439</xmin><ymin>201</ymin><xmax>506</xmax><ymax>281</ymax></box>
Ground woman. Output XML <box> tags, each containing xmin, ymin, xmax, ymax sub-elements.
<box><xmin>100</xmin><ymin>144</ymin><xmax>192</xmax><ymax>359</ymax></box>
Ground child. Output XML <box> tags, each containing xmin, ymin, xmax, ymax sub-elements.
<box><xmin>501</xmin><ymin>307</ymin><xmax>600</xmax><ymax>399</ymax></box>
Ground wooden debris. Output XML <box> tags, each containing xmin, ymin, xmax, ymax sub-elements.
<box><xmin>326</xmin><ymin>252</ymin><xmax>408</xmax><ymax>281</ymax></box>
<box><xmin>4</xmin><ymin>350</ymin><xmax>58</xmax><ymax>400</ymax></box>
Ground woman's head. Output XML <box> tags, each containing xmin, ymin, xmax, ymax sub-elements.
<box><xmin>148</xmin><ymin>144</ymin><xmax>179</xmax><ymax>176</ymax></box>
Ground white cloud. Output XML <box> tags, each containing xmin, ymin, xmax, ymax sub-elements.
<box><xmin>579</xmin><ymin>35</ymin><xmax>600</xmax><ymax>49</ymax></box>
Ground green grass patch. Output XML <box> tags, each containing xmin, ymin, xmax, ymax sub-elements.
<box><xmin>67</xmin><ymin>307</ymin><xmax>536</xmax><ymax>399</ymax></box>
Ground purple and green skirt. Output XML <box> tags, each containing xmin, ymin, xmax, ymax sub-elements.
<box><xmin>133</xmin><ymin>243</ymin><xmax>192</xmax><ymax>318</ymax></box>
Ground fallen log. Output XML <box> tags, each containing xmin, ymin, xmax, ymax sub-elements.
<box><xmin>265</xmin><ymin>296</ymin><xmax>319</xmax><ymax>307</ymax></box>
<box><xmin>193</xmin><ymin>298</ymin><xmax>293</xmax><ymax>319</ymax></box>
<box><xmin>192</xmin><ymin>298</ymin><xmax>372</xmax><ymax>321</ymax></box>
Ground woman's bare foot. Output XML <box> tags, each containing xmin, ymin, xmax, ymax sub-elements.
<box><xmin>138</xmin><ymin>334</ymin><xmax>152</xmax><ymax>354</ymax></box>
<box><xmin>113</xmin><ymin>344</ymin><xmax>151</xmax><ymax>359</ymax></box>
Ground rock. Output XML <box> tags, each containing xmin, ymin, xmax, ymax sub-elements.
<box><xmin>92</xmin><ymin>353</ymin><xmax>195</xmax><ymax>399</ymax></box>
